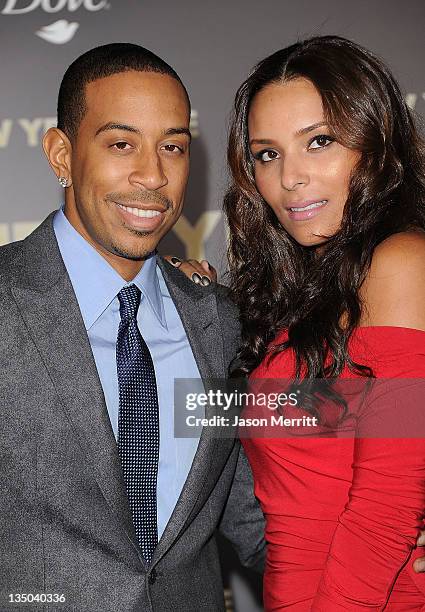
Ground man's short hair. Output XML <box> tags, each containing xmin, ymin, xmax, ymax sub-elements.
<box><xmin>57</xmin><ymin>42</ymin><xmax>190</xmax><ymax>140</ymax></box>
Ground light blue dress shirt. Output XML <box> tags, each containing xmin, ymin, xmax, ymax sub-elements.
<box><xmin>53</xmin><ymin>209</ymin><xmax>201</xmax><ymax>538</ymax></box>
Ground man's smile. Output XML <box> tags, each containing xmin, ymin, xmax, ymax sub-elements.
<box><xmin>117</xmin><ymin>205</ymin><xmax>162</xmax><ymax>218</ymax></box>
<box><xmin>114</xmin><ymin>201</ymin><xmax>167</xmax><ymax>230</ymax></box>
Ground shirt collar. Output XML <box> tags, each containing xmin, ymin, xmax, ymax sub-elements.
<box><xmin>53</xmin><ymin>208</ymin><xmax>166</xmax><ymax>330</ymax></box>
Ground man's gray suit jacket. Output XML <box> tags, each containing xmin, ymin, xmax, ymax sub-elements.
<box><xmin>0</xmin><ymin>213</ymin><xmax>265</xmax><ymax>612</ymax></box>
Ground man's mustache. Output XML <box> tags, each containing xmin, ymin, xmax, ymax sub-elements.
<box><xmin>106</xmin><ymin>190</ymin><xmax>172</xmax><ymax>210</ymax></box>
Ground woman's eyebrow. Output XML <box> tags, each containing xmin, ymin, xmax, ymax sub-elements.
<box><xmin>295</xmin><ymin>121</ymin><xmax>328</xmax><ymax>136</ymax></box>
<box><xmin>250</xmin><ymin>121</ymin><xmax>328</xmax><ymax>146</ymax></box>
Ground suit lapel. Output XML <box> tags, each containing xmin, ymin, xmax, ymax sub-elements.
<box><xmin>153</xmin><ymin>258</ymin><xmax>231</xmax><ymax>563</ymax></box>
<box><xmin>10</xmin><ymin>215</ymin><xmax>139</xmax><ymax>558</ymax></box>
<box><xmin>157</xmin><ymin>257</ymin><xmax>225</xmax><ymax>380</ymax></box>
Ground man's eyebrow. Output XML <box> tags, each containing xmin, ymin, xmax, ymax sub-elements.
<box><xmin>164</xmin><ymin>127</ymin><xmax>192</xmax><ymax>142</ymax></box>
<box><xmin>95</xmin><ymin>122</ymin><xmax>140</xmax><ymax>137</ymax></box>
<box><xmin>94</xmin><ymin>123</ymin><xmax>192</xmax><ymax>141</ymax></box>
<box><xmin>249</xmin><ymin>122</ymin><xmax>328</xmax><ymax>146</ymax></box>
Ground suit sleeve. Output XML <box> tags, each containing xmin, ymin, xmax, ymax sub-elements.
<box><xmin>214</xmin><ymin>286</ymin><xmax>266</xmax><ymax>572</ymax></box>
<box><xmin>218</xmin><ymin>444</ymin><xmax>266</xmax><ymax>573</ymax></box>
<box><xmin>312</xmin><ymin>379</ymin><xmax>425</xmax><ymax>610</ymax></box>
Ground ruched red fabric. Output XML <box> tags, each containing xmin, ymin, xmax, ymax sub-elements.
<box><xmin>241</xmin><ymin>327</ymin><xmax>425</xmax><ymax>610</ymax></box>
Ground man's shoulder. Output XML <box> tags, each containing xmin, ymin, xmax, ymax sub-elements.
<box><xmin>214</xmin><ymin>282</ymin><xmax>239</xmax><ymax>324</ymax></box>
<box><xmin>214</xmin><ymin>281</ymin><xmax>232</xmax><ymax>301</ymax></box>
<box><xmin>0</xmin><ymin>237</ymin><xmax>24</xmax><ymax>258</ymax></box>
<box><xmin>0</xmin><ymin>239</ymin><xmax>24</xmax><ymax>285</ymax></box>
<box><xmin>0</xmin><ymin>213</ymin><xmax>59</xmax><ymax>286</ymax></box>
<box><xmin>157</xmin><ymin>256</ymin><xmax>240</xmax><ymax>332</ymax></box>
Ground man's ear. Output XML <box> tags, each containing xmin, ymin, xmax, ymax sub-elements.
<box><xmin>42</xmin><ymin>127</ymin><xmax>73</xmax><ymax>187</ymax></box>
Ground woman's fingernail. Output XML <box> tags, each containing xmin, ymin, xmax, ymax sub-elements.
<box><xmin>415</xmin><ymin>559</ymin><xmax>425</xmax><ymax>573</ymax></box>
<box><xmin>201</xmin><ymin>276</ymin><xmax>211</xmax><ymax>286</ymax></box>
<box><xmin>191</xmin><ymin>272</ymin><xmax>202</xmax><ymax>284</ymax></box>
<box><xmin>171</xmin><ymin>257</ymin><xmax>182</xmax><ymax>266</ymax></box>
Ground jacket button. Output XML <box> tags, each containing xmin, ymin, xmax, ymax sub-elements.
<box><xmin>148</xmin><ymin>568</ymin><xmax>157</xmax><ymax>585</ymax></box>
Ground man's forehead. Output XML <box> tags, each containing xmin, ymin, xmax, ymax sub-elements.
<box><xmin>85</xmin><ymin>70</ymin><xmax>186</xmax><ymax>100</ymax></box>
<box><xmin>83</xmin><ymin>71</ymin><xmax>189</xmax><ymax>123</ymax></box>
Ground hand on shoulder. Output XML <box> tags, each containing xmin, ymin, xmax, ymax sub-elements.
<box><xmin>360</xmin><ymin>231</ymin><xmax>425</xmax><ymax>331</ymax></box>
<box><xmin>163</xmin><ymin>255</ymin><xmax>217</xmax><ymax>285</ymax></box>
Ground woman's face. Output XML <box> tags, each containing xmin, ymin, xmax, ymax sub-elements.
<box><xmin>248</xmin><ymin>77</ymin><xmax>360</xmax><ymax>247</ymax></box>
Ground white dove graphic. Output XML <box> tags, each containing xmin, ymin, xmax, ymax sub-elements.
<box><xmin>36</xmin><ymin>20</ymin><xmax>79</xmax><ymax>45</ymax></box>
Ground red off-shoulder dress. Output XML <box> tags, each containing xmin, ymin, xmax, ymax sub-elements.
<box><xmin>241</xmin><ymin>327</ymin><xmax>425</xmax><ymax>610</ymax></box>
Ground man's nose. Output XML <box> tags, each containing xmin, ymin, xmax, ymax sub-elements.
<box><xmin>128</xmin><ymin>150</ymin><xmax>168</xmax><ymax>191</ymax></box>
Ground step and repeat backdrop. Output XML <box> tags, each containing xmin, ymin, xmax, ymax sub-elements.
<box><xmin>1</xmin><ymin>1</ymin><xmax>424</xmax><ymax>610</ymax></box>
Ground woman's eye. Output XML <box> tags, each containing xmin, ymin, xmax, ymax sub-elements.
<box><xmin>112</xmin><ymin>141</ymin><xmax>131</xmax><ymax>150</ymax></box>
<box><xmin>309</xmin><ymin>135</ymin><xmax>334</xmax><ymax>149</ymax></box>
<box><xmin>255</xmin><ymin>149</ymin><xmax>279</xmax><ymax>163</ymax></box>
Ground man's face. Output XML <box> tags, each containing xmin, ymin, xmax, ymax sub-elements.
<box><xmin>64</xmin><ymin>70</ymin><xmax>190</xmax><ymax>275</ymax></box>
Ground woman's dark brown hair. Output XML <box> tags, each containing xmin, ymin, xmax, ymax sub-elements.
<box><xmin>224</xmin><ymin>36</ymin><xmax>425</xmax><ymax>400</ymax></box>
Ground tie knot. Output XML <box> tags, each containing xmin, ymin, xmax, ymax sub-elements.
<box><xmin>118</xmin><ymin>284</ymin><xmax>141</xmax><ymax>322</ymax></box>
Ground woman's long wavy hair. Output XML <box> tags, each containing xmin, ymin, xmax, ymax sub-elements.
<box><xmin>224</xmin><ymin>36</ymin><xmax>425</xmax><ymax>394</ymax></box>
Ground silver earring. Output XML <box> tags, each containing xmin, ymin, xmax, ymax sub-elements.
<box><xmin>58</xmin><ymin>176</ymin><xmax>68</xmax><ymax>188</ymax></box>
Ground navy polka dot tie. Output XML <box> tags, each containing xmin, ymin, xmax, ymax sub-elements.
<box><xmin>116</xmin><ymin>284</ymin><xmax>159</xmax><ymax>563</ymax></box>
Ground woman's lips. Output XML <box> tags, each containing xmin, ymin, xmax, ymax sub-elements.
<box><xmin>286</xmin><ymin>199</ymin><xmax>328</xmax><ymax>221</ymax></box>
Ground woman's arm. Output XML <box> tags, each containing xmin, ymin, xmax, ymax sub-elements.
<box><xmin>312</xmin><ymin>432</ymin><xmax>425</xmax><ymax>609</ymax></box>
<box><xmin>312</xmin><ymin>232</ymin><xmax>425</xmax><ymax>610</ymax></box>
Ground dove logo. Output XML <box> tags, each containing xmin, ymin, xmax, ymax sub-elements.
<box><xmin>1</xmin><ymin>0</ymin><xmax>109</xmax><ymax>14</ymax></box>
<box><xmin>35</xmin><ymin>19</ymin><xmax>79</xmax><ymax>43</ymax></box>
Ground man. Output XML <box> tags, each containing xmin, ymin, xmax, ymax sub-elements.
<box><xmin>0</xmin><ymin>44</ymin><xmax>265</xmax><ymax>611</ymax></box>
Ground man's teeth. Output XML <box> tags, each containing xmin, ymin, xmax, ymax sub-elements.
<box><xmin>118</xmin><ymin>204</ymin><xmax>161</xmax><ymax>218</ymax></box>
<box><xmin>290</xmin><ymin>200</ymin><xmax>327</xmax><ymax>212</ymax></box>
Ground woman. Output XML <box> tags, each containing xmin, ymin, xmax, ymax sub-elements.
<box><xmin>174</xmin><ymin>36</ymin><xmax>425</xmax><ymax>609</ymax></box>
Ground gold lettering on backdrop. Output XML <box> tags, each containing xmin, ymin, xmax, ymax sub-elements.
<box><xmin>0</xmin><ymin>120</ymin><xmax>13</xmax><ymax>148</ymax></box>
<box><xmin>18</xmin><ymin>118</ymin><xmax>56</xmax><ymax>147</ymax></box>
<box><xmin>0</xmin><ymin>118</ymin><xmax>58</xmax><ymax>148</ymax></box>
<box><xmin>0</xmin><ymin>221</ymin><xmax>46</xmax><ymax>246</ymax></box>
<box><xmin>18</xmin><ymin>118</ymin><xmax>44</xmax><ymax>147</ymax></box>
<box><xmin>173</xmin><ymin>211</ymin><xmax>222</xmax><ymax>260</ymax></box>
<box><xmin>406</xmin><ymin>94</ymin><xmax>418</xmax><ymax>109</ymax></box>
<box><xmin>0</xmin><ymin>224</ymin><xmax>11</xmax><ymax>245</ymax></box>
<box><xmin>12</xmin><ymin>221</ymin><xmax>41</xmax><ymax>242</ymax></box>
<box><xmin>406</xmin><ymin>93</ymin><xmax>425</xmax><ymax>110</ymax></box>
<box><xmin>189</xmin><ymin>110</ymin><xmax>199</xmax><ymax>138</ymax></box>
<box><xmin>43</xmin><ymin>117</ymin><xmax>57</xmax><ymax>131</ymax></box>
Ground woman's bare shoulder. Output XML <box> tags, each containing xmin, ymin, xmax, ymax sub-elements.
<box><xmin>359</xmin><ymin>230</ymin><xmax>425</xmax><ymax>330</ymax></box>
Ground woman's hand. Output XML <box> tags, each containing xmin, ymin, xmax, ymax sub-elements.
<box><xmin>413</xmin><ymin>530</ymin><xmax>425</xmax><ymax>572</ymax></box>
<box><xmin>164</xmin><ymin>256</ymin><xmax>217</xmax><ymax>286</ymax></box>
